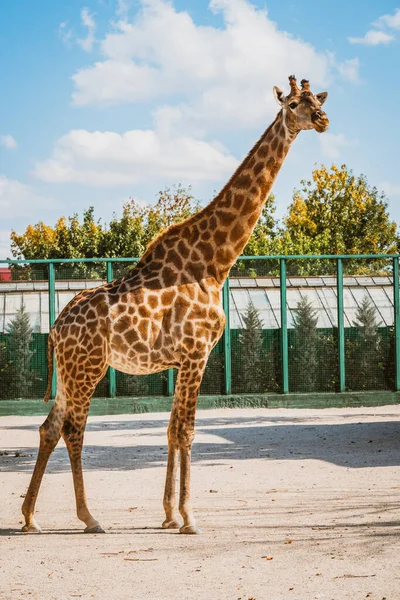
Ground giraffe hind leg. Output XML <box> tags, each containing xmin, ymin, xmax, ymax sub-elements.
<box><xmin>21</xmin><ymin>400</ymin><xmax>66</xmax><ymax>532</ymax></box>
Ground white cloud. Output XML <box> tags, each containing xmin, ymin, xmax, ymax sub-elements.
<box><xmin>334</xmin><ymin>57</ymin><xmax>360</xmax><ymax>83</ymax></box>
<box><xmin>349</xmin><ymin>8</ymin><xmax>400</xmax><ymax>46</ymax></box>
<box><xmin>77</xmin><ymin>7</ymin><xmax>96</xmax><ymax>52</ymax></box>
<box><xmin>374</xmin><ymin>8</ymin><xmax>400</xmax><ymax>31</ymax></box>
<box><xmin>33</xmin><ymin>128</ymin><xmax>238</xmax><ymax>186</ymax></box>
<box><xmin>47</xmin><ymin>0</ymin><xmax>360</xmax><ymax>192</ymax></box>
<box><xmin>348</xmin><ymin>30</ymin><xmax>394</xmax><ymax>46</ymax></box>
<box><xmin>0</xmin><ymin>175</ymin><xmax>53</xmax><ymax>218</ymax></box>
<box><xmin>318</xmin><ymin>133</ymin><xmax>355</xmax><ymax>160</ymax></box>
<box><xmin>0</xmin><ymin>135</ymin><xmax>17</xmax><ymax>149</ymax></box>
<box><xmin>71</xmin><ymin>0</ymin><xmax>354</xmax><ymax>132</ymax></box>
<box><xmin>116</xmin><ymin>0</ymin><xmax>130</xmax><ymax>19</ymax></box>
<box><xmin>59</xmin><ymin>21</ymin><xmax>73</xmax><ymax>46</ymax></box>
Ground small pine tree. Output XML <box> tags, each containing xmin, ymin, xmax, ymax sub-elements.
<box><xmin>353</xmin><ymin>296</ymin><xmax>381</xmax><ymax>335</ymax></box>
<box><xmin>5</xmin><ymin>303</ymin><xmax>37</xmax><ymax>398</ymax></box>
<box><xmin>346</xmin><ymin>295</ymin><xmax>385</xmax><ymax>390</ymax></box>
<box><xmin>290</xmin><ymin>296</ymin><xmax>319</xmax><ymax>393</ymax></box>
<box><xmin>236</xmin><ymin>300</ymin><xmax>273</xmax><ymax>393</ymax></box>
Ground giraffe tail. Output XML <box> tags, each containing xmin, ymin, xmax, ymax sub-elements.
<box><xmin>44</xmin><ymin>332</ymin><xmax>54</xmax><ymax>403</ymax></box>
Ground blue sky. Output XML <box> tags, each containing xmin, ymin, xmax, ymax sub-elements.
<box><xmin>1</xmin><ymin>0</ymin><xmax>400</xmax><ymax>257</ymax></box>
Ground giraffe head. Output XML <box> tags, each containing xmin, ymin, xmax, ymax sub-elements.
<box><xmin>273</xmin><ymin>75</ymin><xmax>329</xmax><ymax>133</ymax></box>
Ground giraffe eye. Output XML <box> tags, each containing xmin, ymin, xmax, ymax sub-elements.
<box><xmin>289</xmin><ymin>102</ymin><xmax>298</xmax><ymax>110</ymax></box>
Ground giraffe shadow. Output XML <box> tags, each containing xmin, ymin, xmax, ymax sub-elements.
<box><xmin>0</xmin><ymin>528</ymin><xmax>85</xmax><ymax>536</ymax></box>
<box><xmin>1</xmin><ymin>416</ymin><xmax>400</xmax><ymax>473</ymax></box>
<box><xmin>0</xmin><ymin>526</ymin><xmax>170</xmax><ymax>536</ymax></box>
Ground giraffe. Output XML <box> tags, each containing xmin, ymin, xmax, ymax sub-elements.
<box><xmin>21</xmin><ymin>75</ymin><xmax>329</xmax><ymax>534</ymax></box>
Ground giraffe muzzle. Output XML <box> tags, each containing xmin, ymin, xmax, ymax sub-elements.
<box><xmin>311</xmin><ymin>110</ymin><xmax>329</xmax><ymax>133</ymax></box>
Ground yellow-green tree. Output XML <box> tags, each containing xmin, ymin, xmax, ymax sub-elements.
<box><xmin>10</xmin><ymin>207</ymin><xmax>104</xmax><ymax>260</ymax></box>
<box><xmin>283</xmin><ymin>164</ymin><xmax>397</xmax><ymax>256</ymax></box>
<box><xmin>143</xmin><ymin>185</ymin><xmax>201</xmax><ymax>247</ymax></box>
<box><xmin>10</xmin><ymin>186</ymin><xmax>200</xmax><ymax>261</ymax></box>
<box><xmin>279</xmin><ymin>164</ymin><xmax>398</xmax><ymax>274</ymax></box>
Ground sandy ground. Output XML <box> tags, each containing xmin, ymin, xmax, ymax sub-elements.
<box><xmin>1</xmin><ymin>406</ymin><xmax>400</xmax><ymax>600</ymax></box>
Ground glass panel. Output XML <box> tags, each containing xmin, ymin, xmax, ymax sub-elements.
<box><xmin>0</xmin><ymin>265</ymin><xmax>48</xmax><ymax>400</ymax></box>
<box><xmin>231</xmin><ymin>257</ymin><xmax>281</xmax><ymax>394</ymax></box>
<box><xmin>343</xmin><ymin>257</ymin><xmax>392</xmax><ymax>392</ymax></box>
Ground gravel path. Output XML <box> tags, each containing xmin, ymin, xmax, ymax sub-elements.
<box><xmin>1</xmin><ymin>406</ymin><xmax>400</xmax><ymax>600</ymax></box>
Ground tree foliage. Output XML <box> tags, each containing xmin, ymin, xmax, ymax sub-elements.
<box><xmin>8</xmin><ymin>165</ymin><xmax>399</xmax><ymax>278</ymax></box>
<box><xmin>10</xmin><ymin>185</ymin><xmax>200</xmax><ymax>261</ymax></box>
<box><xmin>288</xmin><ymin>296</ymin><xmax>338</xmax><ymax>393</ymax></box>
<box><xmin>289</xmin><ymin>296</ymin><xmax>319</xmax><ymax>393</ymax></box>
<box><xmin>3</xmin><ymin>304</ymin><xmax>38</xmax><ymax>398</ymax></box>
<box><xmin>234</xmin><ymin>300</ymin><xmax>278</xmax><ymax>393</ymax></box>
<box><xmin>346</xmin><ymin>295</ymin><xmax>385</xmax><ymax>391</ymax></box>
<box><xmin>236</xmin><ymin>300</ymin><xmax>265</xmax><ymax>393</ymax></box>
<box><xmin>281</xmin><ymin>164</ymin><xmax>398</xmax><ymax>274</ymax></box>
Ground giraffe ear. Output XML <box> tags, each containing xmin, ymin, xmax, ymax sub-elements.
<box><xmin>316</xmin><ymin>92</ymin><xmax>328</xmax><ymax>106</ymax></box>
<box><xmin>273</xmin><ymin>86</ymin><xmax>286</xmax><ymax>106</ymax></box>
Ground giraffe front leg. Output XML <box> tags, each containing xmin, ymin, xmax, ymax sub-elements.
<box><xmin>162</xmin><ymin>442</ymin><xmax>182</xmax><ymax>529</ymax></box>
<box><xmin>179</xmin><ymin>443</ymin><xmax>202</xmax><ymax>535</ymax></box>
<box><xmin>171</xmin><ymin>361</ymin><xmax>205</xmax><ymax>535</ymax></box>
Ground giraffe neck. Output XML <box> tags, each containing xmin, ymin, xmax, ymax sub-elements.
<box><xmin>138</xmin><ymin>110</ymin><xmax>298</xmax><ymax>288</ymax></box>
<box><xmin>199</xmin><ymin>110</ymin><xmax>298</xmax><ymax>282</ymax></box>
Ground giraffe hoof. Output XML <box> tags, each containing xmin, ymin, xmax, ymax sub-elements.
<box><xmin>21</xmin><ymin>524</ymin><xmax>42</xmax><ymax>533</ymax></box>
<box><xmin>84</xmin><ymin>524</ymin><xmax>105</xmax><ymax>534</ymax></box>
<box><xmin>162</xmin><ymin>519</ymin><xmax>183</xmax><ymax>529</ymax></box>
<box><xmin>179</xmin><ymin>525</ymin><xmax>202</xmax><ymax>535</ymax></box>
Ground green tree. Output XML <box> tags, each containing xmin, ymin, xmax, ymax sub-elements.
<box><xmin>289</xmin><ymin>296</ymin><xmax>319</xmax><ymax>392</ymax></box>
<box><xmin>143</xmin><ymin>185</ymin><xmax>201</xmax><ymax>247</ymax></box>
<box><xmin>346</xmin><ymin>295</ymin><xmax>385</xmax><ymax>391</ymax></box>
<box><xmin>234</xmin><ymin>300</ymin><xmax>277</xmax><ymax>393</ymax></box>
<box><xmin>9</xmin><ymin>185</ymin><xmax>200</xmax><ymax>279</ymax></box>
<box><xmin>10</xmin><ymin>185</ymin><xmax>199</xmax><ymax>261</ymax></box>
<box><xmin>282</xmin><ymin>164</ymin><xmax>398</xmax><ymax>274</ymax></box>
<box><xmin>101</xmin><ymin>200</ymin><xmax>145</xmax><ymax>260</ymax></box>
<box><xmin>5</xmin><ymin>304</ymin><xmax>38</xmax><ymax>398</ymax></box>
<box><xmin>10</xmin><ymin>207</ymin><xmax>105</xmax><ymax>261</ymax></box>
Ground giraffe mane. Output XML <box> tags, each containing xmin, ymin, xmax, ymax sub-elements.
<box><xmin>208</xmin><ymin>118</ymin><xmax>278</xmax><ymax>204</ymax></box>
<box><xmin>141</xmin><ymin>211</ymin><xmax>203</xmax><ymax>261</ymax></box>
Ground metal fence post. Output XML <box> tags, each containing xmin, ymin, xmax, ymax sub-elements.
<box><xmin>106</xmin><ymin>261</ymin><xmax>117</xmax><ymax>398</ymax></box>
<box><xmin>167</xmin><ymin>369</ymin><xmax>175</xmax><ymax>396</ymax></box>
<box><xmin>280</xmin><ymin>258</ymin><xmax>289</xmax><ymax>393</ymax></box>
<box><xmin>393</xmin><ymin>258</ymin><xmax>400</xmax><ymax>391</ymax></box>
<box><xmin>336</xmin><ymin>258</ymin><xmax>345</xmax><ymax>392</ymax></box>
<box><xmin>48</xmin><ymin>262</ymin><xmax>57</xmax><ymax>399</ymax></box>
<box><xmin>222</xmin><ymin>278</ymin><xmax>232</xmax><ymax>395</ymax></box>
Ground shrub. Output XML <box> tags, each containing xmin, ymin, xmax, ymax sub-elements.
<box><xmin>289</xmin><ymin>296</ymin><xmax>319</xmax><ymax>393</ymax></box>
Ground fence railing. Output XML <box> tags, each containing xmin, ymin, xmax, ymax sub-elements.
<box><xmin>1</xmin><ymin>254</ymin><xmax>399</xmax><ymax>400</ymax></box>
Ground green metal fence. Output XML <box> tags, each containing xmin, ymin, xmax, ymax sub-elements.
<box><xmin>1</xmin><ymin>254</ymin><xmax>400</xmax><ymax>405</ymax></box>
